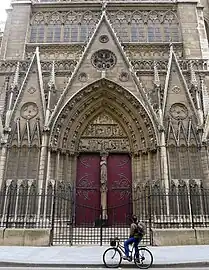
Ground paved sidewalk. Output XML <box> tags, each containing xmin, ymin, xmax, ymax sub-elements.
<box><xmin>0</xmin><ymin>245</ymin><xmax>208</xmax><ymax>267</ymax></box>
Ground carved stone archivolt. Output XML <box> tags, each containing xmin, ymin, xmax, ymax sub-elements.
<box><xmin>50</xmin><ymin>79</ymin><xmax>157</xmax><ymax>153</ymax></box>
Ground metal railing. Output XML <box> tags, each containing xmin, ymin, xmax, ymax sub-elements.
<box><xmin>0</xmin><ymin>184</ymin><xmax>208</xmax><ymax>245</ymax></box>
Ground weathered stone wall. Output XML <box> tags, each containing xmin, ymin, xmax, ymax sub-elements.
<box><xmin>178</xmin><ymin>2</ymin><xmax>202</xmax><ymax>58</ymax></box>
<box><xmin>152</xmin><ymin>228</ymin><xmax>209</xmax><ymax>246</ymax></box>
<box><xmin>1</xmin><ymin>3</ymin><xmax>31</xmax><ymax>60</ymax></box>
<box><xmin>0</xmin><ymin>229</ymin><xmax>51</xmax><ymax>246</ymax></box>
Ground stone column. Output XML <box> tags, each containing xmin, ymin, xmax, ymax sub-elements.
<box><xmin>132</xmin><ymin>153</ymin><xmax>140</xmax><ymax>214</ymax></box>
<box><xmin>100</xmin><ymin>153</ymin><xmax>108</xmax><ymax>220</ymax></box>
<box><xmin>148</xmin><ymin>151</ymin><xmax>152</xmax><ymax>183</ymax></box>
<box><xmin>45</xmin><ymin>149</ymin><xmax>51</xmax><ymax>188</ymax></box>
<box><xmin>38</xmin><ymin>132</ymin><xmax>49</xmax><ymax>192</ymax></box>
<box><xmin>160</xmin><ymin>131</ymin><xmax>169</xmax><ymax>190</ymax></box>
<box><xmin>56</xmin><ymin>150</ymin><xmax>60</xmax><ymax>183</ymax></box>
<box><xmin>0</xmin><ymin>144</ymin><xmax>8</xmax><ymax>190</ymax></box>
<box><xmin>160</xmin><ymin>131</ymin><xmax>170</xmax><ymax>215</ymax></box>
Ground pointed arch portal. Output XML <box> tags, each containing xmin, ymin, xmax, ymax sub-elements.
<box><xmin>50</xmin><ymin>79</ymin><xmax>157</xmax><ymax>225</ymax></box>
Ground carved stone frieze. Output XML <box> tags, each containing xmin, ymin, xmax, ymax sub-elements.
<box><xmin>41</xmin><ymin>60</ymin><xmax>77</xmax><ymax>73</ymax></box>
<box><xmin>124</xmin><ymin>44</ymin><xmax>183</xmax><ymax>60</ymax></box>
<box><xmin>31</xmin><ymin>10</ymin><xmax>101</xmax><ymax>26</ymax></box>
<box><xmin>79</xmin><ymin>112</ymin><xmax>130</xmax><ymax>152</ymax></box>
<box><xmin>107</xmin><ymin>9</ymin><xmax>178</xmax><ymax>25</ymax></box>
<box><xmin>26</xmin><ymin>44</ymin><xmax>84</xmax><ymax>61</ymax></box>
<box><xmin>79</xmin><ymin>138</ymin><xmax>130</xmax><ymax>152</ymax></box>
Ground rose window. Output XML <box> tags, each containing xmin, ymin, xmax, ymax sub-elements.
<box><xmin>91</xmin><ymin>50</ymin><xmax>117</xmax><ymax>70</ymax></box>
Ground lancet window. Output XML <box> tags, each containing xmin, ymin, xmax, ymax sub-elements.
<box><xmin>29</xmin><ymin>11</ymin><xmax>99</xmax><ymax>43</ymax></box>
<box><xmin>130</xmin><ymin>12</ymin><xmax>146</xmax><ymax>42</ymax></box>
<box><xmin>108</xmin><ymin>10</ymin><xmax>181</xmax><ymax>43</ymax></box>
<box><xmin>46</xmin><ymin>12</ymin><xmax>62</xmax><ymax>43</ymax></box>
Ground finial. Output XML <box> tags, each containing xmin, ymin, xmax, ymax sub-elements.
<box><xmin>101</xmin><ymin>0</ymin><xmax>107</xmax><ymax>13</ymax></box>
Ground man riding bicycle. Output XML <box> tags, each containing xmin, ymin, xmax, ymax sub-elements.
<box><xmin>123</xmin><ymin>215</ymin><xmax>145</xmax><ymax>262</ymax></box>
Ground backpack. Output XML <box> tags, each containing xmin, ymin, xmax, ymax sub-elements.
<box><xmin>137</xmin><ymin>222</ymin><xmax>146</xmax><ymax>236</ymax></box>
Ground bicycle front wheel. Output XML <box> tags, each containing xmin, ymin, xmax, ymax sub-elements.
<box><xmin>103</xmin><ymin>247</ymin><xmax>122</xmax><ymax>268</ymax></box>
<box><xmin>134</xmin><ymin>247</ymin><xmax>153</xmax><ymax>269</ymax></box>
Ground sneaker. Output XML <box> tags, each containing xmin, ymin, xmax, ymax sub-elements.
<box><xmin>122</xmin><ymin>256</ymin><xmax>131</xmax><ymax>261</ymax></box>
<box><xmin>135</xmin><ymin>258</ymin><xmax>140</xmax><ymax>263</ymax></box>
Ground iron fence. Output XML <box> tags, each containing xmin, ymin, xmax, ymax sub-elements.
<box><xmin>0</xmin><ymin>184</ymin><xmax>209</xmax><ymax>245</ymax></box>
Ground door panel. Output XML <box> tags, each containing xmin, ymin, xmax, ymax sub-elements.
<box><xmin>107</xmin><ymin>154</ymin><xmax>132</xmax><ymax>225</ymax></box>
<box><xmin>76</xmin><ymin>154</ymin><xmax>100</xmax><ymax>225</ymax></box>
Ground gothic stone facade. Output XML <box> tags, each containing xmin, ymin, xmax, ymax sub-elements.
<box><xmin>0</xmin><ymin>0</ymin><xmax>209</xmax><ymax>225</ymax></box>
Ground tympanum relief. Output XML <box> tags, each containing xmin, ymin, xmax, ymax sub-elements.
<box><xmin>79</xmin><ymin>112</ymin><xmax>130</xmax><ymax>152</ymax></box>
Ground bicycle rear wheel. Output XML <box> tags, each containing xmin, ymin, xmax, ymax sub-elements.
<box><xmin>103</xmin><ymin>247</ymin><xmax>122</xmax><ymax>268</ymax></box>
<box><xmin>134</xmin><ymin>247</ymin><xmax>153</xmax><ymax>269</ymax></box>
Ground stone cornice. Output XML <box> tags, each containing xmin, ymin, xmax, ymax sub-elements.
<box><xmin>31</xmin><ymin>0</ymin><xmax>177</xmax><ymax>9</ymax></box>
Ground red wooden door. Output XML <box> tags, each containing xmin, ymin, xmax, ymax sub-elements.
<box><xmin>76</xmin><ymin>154</ymin><xmax>100</xmax><ymax>226</ymax></box>
<box><xmin>107</xmin><ymin>154</ymin><xmax>132</xmax><ymax>225</ymax></box>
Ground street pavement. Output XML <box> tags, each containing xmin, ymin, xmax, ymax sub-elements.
<box><xmin>0</xmin><ymin>245</ymin><xmax>208</xmax><ymax>267</ymax></box>
<box><xmin>0</xmin><ymin>268</ymin><xmax>208</xmax><ymax>270</ymax></box>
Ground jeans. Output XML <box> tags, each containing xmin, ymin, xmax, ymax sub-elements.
<box><xmin>124</xmin><ymin>236</ymin><xmax>142</xmax><ymax>258</ymax></box>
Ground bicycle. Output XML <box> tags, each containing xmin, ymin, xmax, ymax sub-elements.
<box><xmin>103</xmin><ymin>237</ymin><xmax>153</xmax><ymax>269</ymax></box>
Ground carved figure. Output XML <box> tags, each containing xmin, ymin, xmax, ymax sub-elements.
<box><xmin>100</xmin><ymin>155</ymin><xmax>107</xmax><ymax>185</ymax></box>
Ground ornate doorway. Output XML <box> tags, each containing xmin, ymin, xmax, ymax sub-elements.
<box><xmin>107</xmin><ymin>154</ymin><xmax>132</xmax><ymax>225</ymax></box>
<box><xmin>75</xmin><ymin>153</ymin><xmax>132</xmax><ymax>226</ymax></box>
<box><xmin>50</xmin><ymin>79</ymin><xmax>157</xmax><ymax>244</ymax></box>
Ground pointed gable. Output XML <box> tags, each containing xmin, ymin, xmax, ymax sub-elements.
<box><xmin>10</xmin><ymin>48</ymin><xmax>46</xmax><ymax>127</ymax></box>
<box><xmin>49</xmin><ymin>12</ymin><xmax>157</xmax><ymax>127</ymax></box>
<box><xmin>163</xmin><ymin>45</ymin><xmax>198</xmax><ymax>123</ymax></box>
